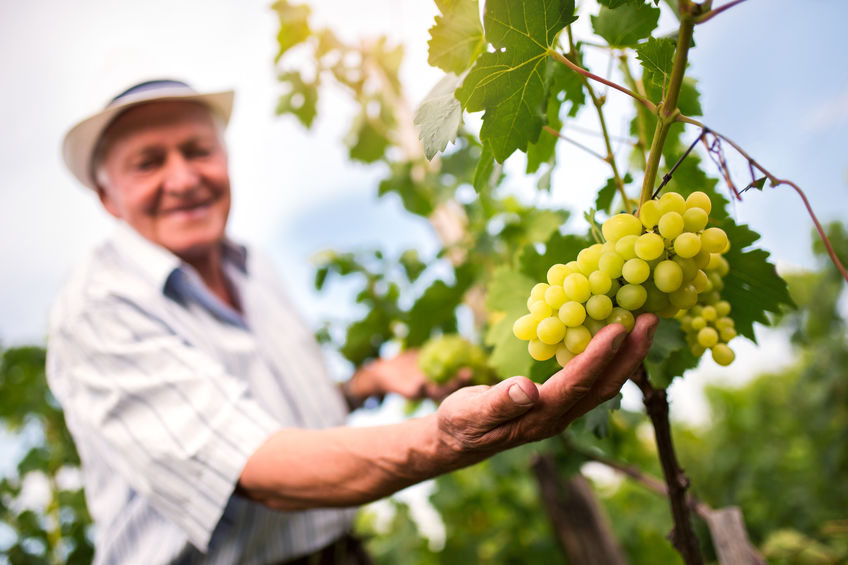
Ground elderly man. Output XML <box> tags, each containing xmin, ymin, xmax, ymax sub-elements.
<box><xmin>48</xmin><ymin>79</ymin><xmax>657</xmax><ymax>564</ymax></box>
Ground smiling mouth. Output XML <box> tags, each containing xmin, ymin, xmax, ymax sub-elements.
<box><xmin>161</xmin><ymin>198</ymin><xmax>216</xmax><ymax>219</ymax></box>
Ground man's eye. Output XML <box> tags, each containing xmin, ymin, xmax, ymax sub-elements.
<box><xmin>186</xmin><ymin>146</ymin><xmax>212</xmax><ymax>159</ymax></box>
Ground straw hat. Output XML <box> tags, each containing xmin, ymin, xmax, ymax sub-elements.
<box><xmin>61</xmin><ymin>79</ymin><xmax>234</xmax><ymax>189</ymax></box>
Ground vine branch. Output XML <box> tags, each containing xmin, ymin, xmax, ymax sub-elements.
<box><xmin>695</xmin><ymin>0</ymin><xmax>751</xmax><ymax>24</ymax></box>
<box><xmin>632</xmin><ymin>365</ymin><xmax>704</xmax><ymax>565</ymax></box>
<box><xmin>678</xmin><ymin>115</ymin><xmax>848</xmax><ymax>284</ymax></box>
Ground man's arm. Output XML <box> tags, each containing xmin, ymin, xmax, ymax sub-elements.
<box><xmin>237</xmin><ymin>314</ymin><xmax>658</xmax><ymax>510</ymax></box>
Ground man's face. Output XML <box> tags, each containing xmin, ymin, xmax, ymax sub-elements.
<box><xmin>95</xmin><ymin>101</ymin><xmax>231</xmax><ymax>260</ymax></box>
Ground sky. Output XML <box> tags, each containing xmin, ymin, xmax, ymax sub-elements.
<box><xmin>0</xmin><ymin>1</ymin><xmax>846</xmax><ymax>418</ymax></box>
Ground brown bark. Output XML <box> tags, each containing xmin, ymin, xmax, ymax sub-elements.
<box><xmin>532</xmin><ymin>453</ymin><xmax>629</xmax><ymax>565</ymax></box>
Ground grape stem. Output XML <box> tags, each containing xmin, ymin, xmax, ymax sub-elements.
<box><xmin>678</xmin><ymin>115</ymin><xmax>848</xmax><ymax>284</ymax></box>
<box><xmin>631</xmin><ymin>364</ymin><xmax>704</xmax><ymax>565</ymax></box>
<box><xmin>695</xmin><ymin>0</ymin><xmax>750</xmax><ymax>24</ymax></box>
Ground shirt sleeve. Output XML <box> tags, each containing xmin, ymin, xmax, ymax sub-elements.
<box><xmin>47</xmin><ymin>296</ymin><xmax>281</xmax><ymax>551</ymax></box>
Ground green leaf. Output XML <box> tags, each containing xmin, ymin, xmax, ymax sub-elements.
<box><xmin>273</xmin><ymin>0</ymin><xmax>311</xmax><ymax>62</ymax></box>
<box><xmin>275</xmin><ymin>71</ymin><xmax>319</xmax><ymax>128</ymax></box>
<box><xmin>518</xmin><ymin>231</ymin><xmax>588</xmax><ymax>281</ymax></box>
<box><xmin>406</xmin><ymin>265</ymin><xmax>474</xmax><ymax>346</ymax></box>
<box><xmin>719</xmin><ymin>219</ymin><xmax>794</xmax><ymax>342</ymax></box>
<box><xmin>524</xmin><ymin>209</ymin><xmax>568</xmax><ymax>243</ymax></box>
<box><xmin>644</xmin><ymin>318</ymin><xmax>698</xmax><ymax>388</ymax></box>
<box><xmin>636</xmin><ymin>37</ymin><xmax>675</xmax><ymax>89</ymax></box>
<box><xmin>473</xmin><ymin>143</ymin><xmax>497</xmax><ymax>193</ymax></box>
<box><xmin>456</xmin><ymin>0</ymin><xmax>578</xmax><ymax>162</ymax></box>
<box><xmin>399</xmin><ymin>249</ymin><xmax>427</xmax><ymax>282</ymax></box>
<box><xmin>583</xmin><ymin>393</ymin><xmax>622</xmax><ymax>438</ymax></box>
<box><xmin>379</xmin><ymin>162</ymin><xmax>435</xmax><ymax>216</ymax></box>
<box><xmin>598</xmin><ymin>0</ymin><xmax>644</xmax><ymax>7</ymax></box>
<box><xmin>428</xmin><ymin>0</ymin><xmax>486</xmax><ymax>74</ymax></box>
<box><xmin>591</xmin><ymin>3</ymin><xmax>660</xmax><ymax>48</ymax></box>
<box><xmin>346</xmin><ymin>114</ymin><xmax>390</xmax><ymax>163</ymax></box>
<box><xmin>486</xmin><ymin>265</ymin><xmax>535</xmax><ymax>312</ymax></box>
<box><xmin>415</xmin><ymin>72</ymin><xmax>466</xmax><ymax>160</ymax></box>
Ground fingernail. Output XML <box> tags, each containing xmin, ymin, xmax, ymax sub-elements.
<box><xmin>612</xmin><ymin>331</ymin><xmax>626</xmax><ymax>352</ymax></box>
<box><xmin>509</xmin><ymin>384</ymin><xmax>533</xmax><ymax>405</ymax></box>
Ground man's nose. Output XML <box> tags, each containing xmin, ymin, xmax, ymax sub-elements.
<box><xmin>161</xmin><ymin>153</ymin><xmax>200</xmax><ymax>194</ymax></box>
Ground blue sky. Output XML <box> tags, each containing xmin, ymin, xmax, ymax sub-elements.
<box><xmin>0</xmin><ymin>0</ymin><xmax>846</xmax><ymax>418</ymax></box>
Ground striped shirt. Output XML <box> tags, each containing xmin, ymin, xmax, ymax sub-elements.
<box><xmin>46</xmin><ymin>222</ymin><xmax>356</xmax><ymax>564</ymax></box>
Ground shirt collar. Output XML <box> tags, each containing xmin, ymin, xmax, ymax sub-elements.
<box><xmin>111</xmin><ymin>221</ymin><xmax>248</xmax><ymax>293</ymax></box>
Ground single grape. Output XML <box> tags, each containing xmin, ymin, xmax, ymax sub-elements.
<box><xmin>643</xmin><ymin>281</ymin><xmax>671</xmax><ymax>313</ymax></box>
<box><xmin>528</xmin><ymin>338</ymin><xmax>558</xmax><ymax>361</ymax></box>
<box><xmin>622</xmin><ymin>258</ymin><xmax>650</xmax><ymax>285</ymax></box>
<box><xmin>715</xmin><ymin>300</ymin><xmax>732</xmax><ymax>317</ymax></box>
<box><xmin>673</xmin><ymin>256</ymin><xmax>699</xmax><ymax>281</ymax></box>
<box><xmin>658</xmin><ymin>192</ymin><xmax>686</xmax><ymax>215</ymax></box>
<box><xmin>715</xmin><ymin>316</ymin><xmax>735</xmax><ymax>331</ymax></box>
<box><xmin>584</xmin><ymin>317</ymin><xmax>606</xmax><ymax>336</ymax></box>
<box><xmin>685</xmin><ymin>191</ymin><xmax>712</xmax><ymax>214</ymax></box>
<box><xmin>616</xmin><ymin>284</ymin><xmax>648</xmax><ymax>310</ymax></box>
<box><xmin>701</xmin><ymin>305</ymin><xmax>717</xmax><ymax>322</ymax></box>
<box><xmin>537</xmin><ymin>316</ymin><xmax>567</xmax><ymax>345</ymax></box>
<box><xmin>719</xmin><ymin>327</ymin><xmax>737</xmax><ymax>342</ymax></box>
<box><xmin>564</xmin><ymin>273</ymin><xmax>591</xmax><ymax>303</ymax></box>
<box><xmin>589</xmin><ymin>270</ymin><xmax>612</xmax><ymax>295</ymax></box>
<box><xmin>658</xmin><ymin>211</ymin><xmax>685</xmax><ymax>240</ymax></box>
<box><xmin>691</xmin><ymin>316</ymin><xmax>706</xmax><ymax>331</ymax></box>
<box><xmin>546</xmin><ymin>264</ymin><xmax>570</xmax><ymax>286</ymax></box>
<box><xmin>697</xmin><ymin>327</ymin><xmax>719</xmax><ymax>348</ymax></box>
<box><xmin>512</xmin><ymin>314</ymin><xmax>539</xmax><ymax>341</ymax></box>
<box><xmin>635</xmin><ymin>232</ymin><xmax>665</xmax><ymax>261</ymax></box>
<box><xmin>708</xmin><ymin>271</ymin><xmax>725</xmax><ymax>292</ymax></box>
<box><xmin>602</xmin><ymin>213</ymin><xmax>643</xmax><ymax>242</ymax></box>
<box><xmin>691</xmin><ymin>269</ymin><xmax>709</xmax><ymax>293</ymax></box>
<box><xmin>598</xmin><ymin>251</ymin><xmax>625</xmax><ymax>278</ymax></box>
<box><xmin>586</xmin><ymin>294</ymin><xmax>614</xmax><ymax>320</ymax></box>
<box><xmin>690</xmin><ymin>343</ymin><xmax>707</xmax><ymax>357</ymax></box>
<box><xmin>544</xmin><ymin>285</ymin><xmax>567</xmax><ymax>309</ymax></box>
<box><xmin>639</xmin><ymin>200</ymin><xmax>661</xmax><ymax>229</ymax></box>
<box><xmin>693</xmin><ymin>247</ymin><xmax>712</xmax><ymax>269</ymax></box>
<box><xmin>529</xmin><ymin>300</ymin><xmax>553</xmax><ymax>320</ymax></box>
<box><xmin>653</xmin><ymin>260</ymin><xmax>684</xmax><ymax>293</ymax></box>
<box><xmin>682</xmin><ymin>207</ymin><xmax>709</xmax><ymax>233</ymax></box>
<box><xmin>673</xmin><ymin>232</ymin><xmax>701</xmax><ymax>258</ymax></box>
<box><xmin>606</xmin><ymin>307</ymin><xmax>635</xmax><ymax>332</ymax></box>
<box><xmin>565</xmin><ymin>325</ymin><xmax>592</xmax><ymax>354</ymax></box>
<box><xmin>715</xmin><ymin>255</ymin><xmax>730</xmax><ymax>277</ymax></box>
<box><xmin>669</xmin><ymin>283</ymin><xmax>698</xmax><ymax>309</ymax></box>
<box><xmin>606</xmin><ymin>278</ymin><xmax>621</xmax><ymax>299</ymax></box>
<box><xmin>614</xmin><ymin>234</ymin><xmax>639</xmax><ymax>260</ymax></box>
<box><xmin>711</xmin><ymin>343</ymin><xmax>735</xmax><ymax>366</ymax></box>
<box><xmin>528</xmin><ymin>283</ymin><xmax>549</xmax><ymax>308</ymax></box>
<box><xmin>577</xmin><ymin>244</ymin><xmax>604</xmax><ymax>274</ymax></box>
<box><xmin>701</xmin><ymin>227</ymin><xmax>729</xmax><ymax>253</ymax></box>
<box><xmin>558</xmin><ymin>301</ymin><xmax>587</xmax><ymax>327</ymax></box>
<box><xmin>556</xmin><ymin>344</ymin><xmax>575</xmax><ymax>367</ymax></box>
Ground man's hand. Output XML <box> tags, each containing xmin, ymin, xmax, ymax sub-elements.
<box><xmin>434</xmin><ymin>314</ymin><xmax>658</xmax><ymax>466</ymax></box>
<box><xmin>344</xmin><ymin>351</ymin><xmax>470</xmax><ymax>408</ymax></box>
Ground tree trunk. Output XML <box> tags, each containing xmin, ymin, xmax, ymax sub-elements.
<box><xmin>699</xmin><ymin>506</ymin><xmax>767</xmax><ymax>565</ymax></box>
<box><xmin>532</xmin><ymin>453</ymin><xmax>629</xmax><ymax>565</ymax></box>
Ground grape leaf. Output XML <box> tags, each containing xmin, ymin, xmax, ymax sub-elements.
<box><xmin>428</xmin><ymin>0</ymin><xmax>486</xmax><ymax>74</ymax></box>
<box><xmin>346</xmin><ymin>112</ymin><xmax>390</xmax><ymax>163</ymax></box>
<box><xmin>485</xmin><ymin>266</ymin><xmax>537</xmax><ymax>379</ymax></box>
<box><xmin>406</xmin><ymin>265</ymin><xmax>474</xmax><ymax>346</ymax></box>
<box><xmin>518</xmin><ymin>231</ymin><xmax>588</xmax><ymax>281</ymax></box>
<box><xmin>583</xmin><ymin>394</ymin><xmax>622</xmax><ymax>438</ymax></box>
<box><xmin>415</xmin><ymin>72</ymin><xmax>466</xmax><ymax>160</ymax></box>
<box><xmin>643</xmin><ymin>318</ymin><xmax>698</xmax><ymax>388</ymax></box>
<box><xmin>456</xmin><ymin>0</ymin><xmax>577</xmax><ymax>163</ymax></box>
<box><xmin>591</xmin><ymin>3</ymin><xmax>660</xmax><ymax>48</ymax></box>
<box><xmin>636</xmin><ymin>37</ymin><xmax>675</xmax><ymax>89</ymax></box>
<box><xmin>273</xmin><ymin>0</ymin><xmax>311</xmax><ymax>61</ymax></box>
<box><xmin>275</xmin><ymin>71</ymin><xmax>319</xmax><ymax>128</ymax></box>
<box><xmin>598</xmin><ymin>0</ymin><xmax>644</xmax><ymax>7</ymax></box>
<box><xmin>718</xmin><ymin>219</ymin><xmax>794</xmax><ymax>342</ymax></box>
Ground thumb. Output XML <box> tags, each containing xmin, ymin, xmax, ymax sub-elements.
<box><xmin>479</xmin><ymin>376</ymin><xmax>539</xmax><ymax>426</ymax></box>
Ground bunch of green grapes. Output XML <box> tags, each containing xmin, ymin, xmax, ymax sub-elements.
<box><xmin>512</xmin><ymin>190</ymin><xmax>734</xmax><ymax>368</ymax></box>
<box><xmin>676</xmin><ymin>252</ymin><xmax>738</xmax><ymax>366</ymax></box>
<box><xmin>418</xmin><ymin>334</ymin><xmax>493</xmax><ymax>384</ymax></box>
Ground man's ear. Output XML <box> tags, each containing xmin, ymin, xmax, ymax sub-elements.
<box><xmin>96</xmin><ymin>184</ymin><xmax>122</xmax><ymax>219</ymax></box>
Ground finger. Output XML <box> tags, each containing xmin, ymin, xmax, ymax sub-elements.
<box><xmin>538</xmin><ymin>322</ymin><xmax>628</xmax><ymax>411</ymax></box>
<box><xmin>471</xmin><ymin>376</ymin><xmax>540</xmax><ymax>428</ymax></box>
<box><xmin>565</xmin><ymin>313</ymin><xmax>659</xmax><ymax>420</ymax></box>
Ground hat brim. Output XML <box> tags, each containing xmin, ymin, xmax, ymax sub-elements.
<box><xmin>62</xmin><ymin>88</ymin><xmax>234</xmax><ymax>190</ymax></box>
